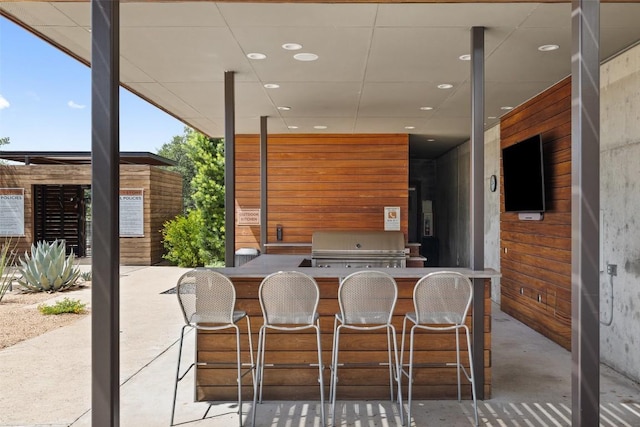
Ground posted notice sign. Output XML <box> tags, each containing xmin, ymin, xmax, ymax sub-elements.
<box><xmin>0</xmin><ymin>188</ymin><xmax>25</xmax><ymax>236</ymax></box>
<box><xmin>384</xmin><ymin>206</ymin><xmax>401</xmax><ymax>231</ymax></box>
<box><xmin>237</xmin><ymin>208</ymin><xmax>261</xmax><ymax>226</ymax></box>
<box><xmin>120</xmin><ymin>189</ymin><xmax>144</xmax><ymax>237</ymax></box>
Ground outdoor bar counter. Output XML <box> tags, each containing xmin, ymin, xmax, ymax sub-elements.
<box><xmin>196</xmin><ymin>255</ymin><xmax>499</xmax><ymax>402</ymax></box>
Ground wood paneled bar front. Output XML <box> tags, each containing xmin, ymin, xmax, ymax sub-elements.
<box><xmin>194</xmin><ymin>255</ymin><xmax>498</xmax><ymax>402</ymax></box>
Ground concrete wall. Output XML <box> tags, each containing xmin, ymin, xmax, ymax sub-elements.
<box><xmin>435</xmin><ymin>125</ymin><xmax>501</xmax><ymax>299</ymax></box>
<box><xmin>600</xmin><ymin>43</ymin><xmax>640</xmax><ymax>382</ymax></box>
<box><xmin>484</xmin><ymin>125</ymin><xmax>502</xmax><ymax>303</ymax></box>
<box><xmin>433</xmin><ymin>44</ymin><xmax>640</xmax><ymax>384</ymax></box>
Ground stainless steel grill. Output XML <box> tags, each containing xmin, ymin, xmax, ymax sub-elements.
<box><xmin>311</xmin><ymin>230</ymin><xmax>406</xmax><ymax>268</ymax></box>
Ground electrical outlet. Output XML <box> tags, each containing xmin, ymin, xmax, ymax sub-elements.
<box><xmin>607</xmin><ymin>264</ymin><xmax>617</xmax><ymax>276</ymax></box>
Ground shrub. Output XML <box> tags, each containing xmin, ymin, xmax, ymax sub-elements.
<box><xmin>0</xmin><ymin>239</ymin><xmax>18</xmax><ymax>302</ymax></box>
<box><xmin>162</xmin><ymin>210</ymin><xmax>207</xmax><ymax>267</ymax></box>
<box><xmin>17</xmin><ymin>240</ymin><xmax>81</xmax><ymax>293</ymax></box>
<box><xmin>38</xmin><ymin>297</ymin><xmax>86</xmax><ymax>315</ymax></box>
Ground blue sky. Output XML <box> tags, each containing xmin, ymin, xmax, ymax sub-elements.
<box><xmin>0</xmin><ymin>17</ymin><xmax>185</xmax><ymax>153</ymax></box>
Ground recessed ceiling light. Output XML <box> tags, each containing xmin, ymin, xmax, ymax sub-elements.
<box><xmin>264</xmin><ymin>83</ymin><xmax>280</xmax><ymax>89</ymax></box>
<box><xmin>459</xmin><ymin>54</ymin><xmax>471</xmax><ymax>61</ymax></box>
<box><xmin>277</xmin><ymin>106</ymin><xmax>291</xmax><ymax>111</ymax></box>
<box><xmin>294</xmin><ymin>53</ymin><xmax>319</xmax><ymax>62</ymax></box>
<box><xmin>288</xmin><ymin>125</ymin><xmax>299</xmax><ymax>129</ymax></box>
<box><xmin>404</xmin><ymin>126</ymin><xmax>415</xmax><ymax>130</ymax></box>
<box><xmin>437</xmin><ymin>83</ymin><xmax>453</xmax><ymax>89</ymax></box>
<box><xmin>488</xmin><ymin>116</ymin><xmax>497</xmax><ymax>119</ymax></box>
<box><xmin>538</xmin><ymin>44</ymin><xmax>559</xmax><ymax>52</ymax></box>
<box><xmin>419</xmin><ymin>106</ymin><xmax>433</xmax><ymax>111</ymax></box>
<box><xmin>500</xmin><ymin>106</ymin><xmax>514</xmax><ymax>111</ymax></box>
<box><xmin>313</xmin><ymin>125</ymin><xmax>327</xmax><ymax>130</ymax></box>
<box><xmin>282</xmin><ymin>43</ymin><xmax>302</xmax><ymax>51</ymax></box>
<box><xmin>427</xmin><ymin>138</ymin><xmax>436</xmax><ymax>142</ymax></box>
<box><xmin>247</xmin><ymin>53</ymin><xmax>266</xmax><ymax>60</ymax></box>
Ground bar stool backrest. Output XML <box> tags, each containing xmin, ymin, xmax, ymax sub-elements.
<box><xmin>176</xmin><ymin>269</ymin><xmax>237</xmax><ymax>325</ymax></box>
<box><xmin>413</xmin><ymin>271</ymin><xmax>473</xmax><ymax>325</ymax></box>
<box><xmin>259</xmin><ymin>270</ymin><xmax>320</xmax><ymax>325</ymax></box>
<box><xmin>338</xmin><ymin>270</ymin><xmax>398</xmax><ymax>325</ymax></box>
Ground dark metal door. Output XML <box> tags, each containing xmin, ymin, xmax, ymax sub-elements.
<box><xmin>33</xmin><ymin>184</ymin><xmax>88</xmax><ymax>257</ymax></box>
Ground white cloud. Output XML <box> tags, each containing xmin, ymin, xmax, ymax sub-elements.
<box><xmin>67</xmin><ymin>100</ymin><xmax>86</xmax><ymax>109</ymax></box>
<box><xmin>0</xmin><ymin>95</ymin><xmax>10</xmax><ymax>110</ymax></box>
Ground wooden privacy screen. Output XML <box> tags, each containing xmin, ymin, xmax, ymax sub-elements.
<box><xmin>500</xmin><ymin>77</ymin><xmax>572</xmax><ymax>350</ymax></box>
<box><xmin>235</xmin><ymin>134</ymin><xmax>409</xmax><ymax>252</ymax></box>
<box><xmin>33</xmin><ymin>185</ymin><xmax>88</xmax><ymax>257</ymax></box>
<box><xmin>195</xmin><ymin>277</ymin><xmax>492</xmax><ymax>401</ymax></box>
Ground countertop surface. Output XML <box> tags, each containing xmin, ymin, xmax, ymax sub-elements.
<box><xmin>210</xmin><ymin>254</ymin><xmax>500</xmax><ymax>279</ymax></box>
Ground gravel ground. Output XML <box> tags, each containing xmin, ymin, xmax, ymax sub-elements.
<box><xmin>0</xmin><ymin>287</ymin><xmax>89</xmax><ymax>350</ymax></box>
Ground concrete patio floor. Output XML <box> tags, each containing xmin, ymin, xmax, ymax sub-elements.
<box><xmin>1</xmin><ymin>265</ymin><xmax>639</xmax><ymax>426</ymax></box>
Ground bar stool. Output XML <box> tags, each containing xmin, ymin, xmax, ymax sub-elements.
<box><xmin>400</xmin><ymin>271</ymin><xmax>478</xmax><ymax>426</ymax></box>
<box><xmin>171</xmin><ymin>269</ymin><xmax>255</xmax><ymax>427</ymax></box>
<box><xmin>252</xmin><ymin>270</ymin><xmax>326</xmax><ymax>427</ymax></box>
<box><xmin>330</xmin><ymin>270</ymin><xmax>403</xmax><ymax>426</ymax></box>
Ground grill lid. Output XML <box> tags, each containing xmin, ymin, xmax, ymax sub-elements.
<box><xmin>311</xmin><ymin>230</ymin><xmax>405</xmax><ymax>259</ymax></box>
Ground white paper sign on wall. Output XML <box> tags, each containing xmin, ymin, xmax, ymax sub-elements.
<box><xmin>120</xmin><ymin>188</ymin><xmax>144</xmax><ymax>237</ymax></box>
<box><xmin>0</xmin><ymin>188</ymin><xmax>25</xmax><ymax>237</ymax></box>
<box><xmin>384</xmin><ymin>206</ymin><xmax>400</xmax><ymax>231</ymax></box>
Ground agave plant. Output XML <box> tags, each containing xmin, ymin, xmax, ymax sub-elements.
<box><xmin>17</xmin><ymin>240</ymin><xmax>81</xmax><ymax>293</ymax></box>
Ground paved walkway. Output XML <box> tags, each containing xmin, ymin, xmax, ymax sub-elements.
<box><xmin>1</xmin><ymin>265</ymin><xmax>639</xmax><ymax>426</ymax></box>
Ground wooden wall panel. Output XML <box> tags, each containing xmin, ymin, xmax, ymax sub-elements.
<box><xmin>148</xmin><ymin>167</ymin><xmax>183</xmax><ymax>264</ymax></box>
<box><xmin>196</xmin><ymin>276</ymin><xmax>491</xmax><ymax>401</ymax></box>
<box><xmin>0</xmin><ymin>164</ymin><xmax>181</xmax><ymax>265</ymax></box>
<box><xmin>499</xmin><ymin>77</ymin><xmax>572</xmax><ymax>349</ymax></box>
<box><xmin>235</xmin><ymin>135</ymin><xmax>262</xmax><ymax>250</ymax></box>
<box><xmin>234</xmin><ymin>134</ymin><xmax>409</xmax><ymax>252</ymax></box>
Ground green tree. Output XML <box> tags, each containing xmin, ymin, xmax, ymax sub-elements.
<box><xmin>161</xmin><ymin>210</ymin><xmax>207</xmax><ymax>267</ymax></box>
<box><xmin>158</xmin><ymin>129</ymin><xmax>226</xmax><ymax>266</ymax></box>
<box><xmin>188</xmin><ymin>132</ymin><xmax>226</xmax><ymax>265</ymax></box>
<box><xmin>157</xmin><ymin>128</ymin><xmax>196</xmax><ymax>211</ymax></box>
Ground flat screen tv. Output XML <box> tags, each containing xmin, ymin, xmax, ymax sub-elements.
<box><xmin>502</xmin><ymin>134</ymin><xmax>546</xmax><ymax>212</ymax></box>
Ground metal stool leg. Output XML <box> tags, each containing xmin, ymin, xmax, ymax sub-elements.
<box><xmin>171</xmin><ymin>325</ymin><xmax>193</xmax><ymax>426</ymax></box>
<box><xmin>407</xmin><ymin>325</ymin><xmax>416</xmax><ymax>427</ymax></box>
<box><xmin>386</xmin><ymin>326</ymin><xmax>394</xmax><ymax>401</ymax></box>
<box><xmin>235</xmin><ymin>324</ymin><xmax>243</xmax><ymax>427</ymax></box>
<box><xmin>251</xmin><ymin>326</ymin><xmax>265</xmax><ymax>427</ymax></box>
<box><xmin>399</xmin><ymin>317</ymin><xmax>409</xmax><ymax>426</ymax></box>
<box><xmin>315</xmin><ymin>320</ymin><xmax>326</xmax><ymax>427</ymax></box>
<box><xmin>390</xmin><ymin>325</ymin><xmax>403</xmax><ymax>426</ymax></box>
<box><xmin>330</xmin><ymin>324</ymin><xmax>342</xmax><ymax>426</ymax></box>
<box><xmin>464</xmin><ymin>326</ymin><xmax>478</xmax><ymax>426</ymax></box>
